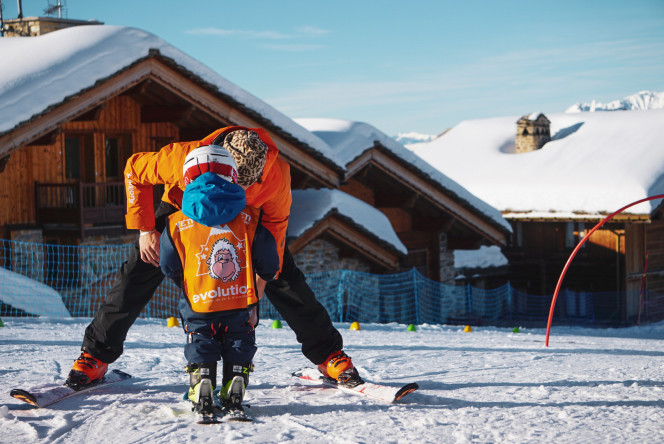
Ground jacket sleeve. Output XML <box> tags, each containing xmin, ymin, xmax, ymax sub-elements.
<box><xmin>124</xmin><ymin>142</ymin><xmax>191</xmax><ymax>231</ymax></box>
<box><xmin>252</xmin><ymin>224</ymin><xmax>280</xmax><ymax>282</ymax></box>
<box><xmin>159</xmin><ymin>220</ymin><xmax>184</xmax><ymax>288</ymax></box>
<box><xmin>259</xmin><ymin>159</ymin><xmax>292</xmax><ymax>272</ymax></box>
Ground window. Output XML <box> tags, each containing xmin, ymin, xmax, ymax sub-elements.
<box><xmin>64</xmin><ymin>137</ymin><xmax>81</xmax><ymax>180</ymax></box>
<box><xmin>64</xmin><ymin>134</ymin><xmax>94</xmax><ymax>182</ymax></box>
<box><xmin>104</xmin><ymin>134</ymin><xmax>132</xmax><ymax>181</ymax></box>
<box><xmin>565</xmin><ymin>222</ymin><xmax>586</xmax><ymax>249</ymax></box>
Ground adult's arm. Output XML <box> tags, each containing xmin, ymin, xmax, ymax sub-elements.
<box><xmin>124</xmin><ymin>142</ymin><xmax>191</xmax><ymax>231</ymax></box>
<box><xmin>256</xmin><ymin>159</ymin><xmax>292</xmax><ymax>271</ymax></box>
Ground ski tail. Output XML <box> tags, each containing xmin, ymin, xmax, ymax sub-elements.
<box><xmin>10</xmin><ymin>369</ymin><xmax>132</xmax><ymax>408</ymax></box>
<box><xmin>393</xmin><ymin>383</ymin><xmax>419</xmax><ymax>401</ymax></box>
<box><xmin>9</xmin><ymin>389</ymin><xmax>38</xmax><ymax>406</ymax></box>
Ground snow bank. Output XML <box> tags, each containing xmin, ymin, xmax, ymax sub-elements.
<box><xmin>0</xmin><ymin>267</ymin><xmax>70</xmax><ymax>317</ymax></box>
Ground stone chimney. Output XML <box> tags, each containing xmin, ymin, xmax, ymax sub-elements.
<box><xmin>2</xmin><ymin>16</ymin><xmax>102</xmax><ymax>37</ymax></box>
<box><xmin>515</xmin><ymin>113</ymin><xmax>551</xmax><ymax>153</ymax></box>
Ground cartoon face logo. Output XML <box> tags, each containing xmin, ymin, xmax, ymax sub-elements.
<box><xmin>206</xmin><ymin>238</ymin><xmax>241</xmax><ymax>282</ymax></box>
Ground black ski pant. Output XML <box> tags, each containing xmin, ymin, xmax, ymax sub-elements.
<box><xmin>82</xmin><ymin>203</ymin><xmax>343</xmax><ymax>365</ymax></box>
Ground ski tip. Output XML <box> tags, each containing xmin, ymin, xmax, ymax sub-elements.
<box><xmin>393</xmin><ymin>383</ymin><xmax>419</xmax><ymax>402</ymax></box>
<box><xmin>10</xmin><ymin>389</ymin><xmax>38</xmax><ymax>407</ymax></box>
<box><xmin>196</xmin><ymin>416</ymin><xmax>224</xmax><ymax>425</ymax></box>
<box><xmin>226</xmin><ymin>414</ymin><xmax>253</xmax><ymax>422</ymax></box>
<box><xmin>109</xmin><ymin>369</ymin><xmax>132</xmax><ymax>379</ymax></box>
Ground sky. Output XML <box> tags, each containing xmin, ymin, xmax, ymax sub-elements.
<box><xmin>2</xmin><ymin>0</ymin><xmax>663</xmax><ymax>136</ymax></box>
<box><xmin>4</xmin><ymin>317</ymin><xmax>664</xmax><ymax>442</ymax></box>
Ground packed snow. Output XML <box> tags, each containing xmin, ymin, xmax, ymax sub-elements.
<box><xmin>2</xmin><ymin>317</ymin><xmax>664</xmax><ymax>443</ymax></box>
<box><xmin>0</xmin><ymin>268</ymin><xmax>70</xmax><ymax>318</ymax></box>
<box><xmin>454</xmin><ymin>245</ymin><xmax>508</xmax><ymax>270</ymax></box>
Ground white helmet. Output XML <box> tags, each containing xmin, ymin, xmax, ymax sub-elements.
<box><xmin>182</xmin><ymin>145</ymin><xmax>238</xmax><ymax>187</ymax></box>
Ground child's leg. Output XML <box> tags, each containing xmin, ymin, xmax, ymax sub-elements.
<box><xmin>218</xmin><ymin>309</ymin><xmax>257</xmax><ymax>393</ymax></box>
<box><xmin>182</xmin><ymin>316</ymin><xmax>224</xmax><ymax>389</ymax></box>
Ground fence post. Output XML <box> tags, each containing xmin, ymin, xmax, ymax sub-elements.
<box><xmin>336</xmin><ymin>270</ymin><xmax>346</xmax><ymax>323</ymax></box>
<box><xmin>412</xmin><ymin>268</ymin><xmax>420</xmax><ymax>325</ymax></box>
<box><xmin>466</xmin><ymin>283</ymin><xmax>472</xmax><ymax>322</ymax></box>
<box><xmin>507</xmin><ymin>282</ymin><xmax>512</xmax><ymax>323</ymax></box>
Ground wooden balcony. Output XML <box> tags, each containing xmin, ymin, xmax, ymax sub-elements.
<box><xmin>35</xmin><ymin>181</ymin><xmax>126</xmax><ymax>238</ymax></box>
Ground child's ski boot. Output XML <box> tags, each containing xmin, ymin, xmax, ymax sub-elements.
<box><xmin>220</xmin><ymin>374</ymin><xmax>251</xmax><ymax>422</ymax></box>
<box><xmin>186</xmin><ymin>363</ymin><xmax>220</xmax><ymax>424</ymax></box>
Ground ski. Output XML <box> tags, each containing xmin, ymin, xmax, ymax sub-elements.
<box><xmin>293</xmin><ymin>367</ymin><xmax>418</xmax><ymax>403</ymax></box>
<box><xmin>10</xmin><ymin>369</ymin><xmax>132</xmax><ymax>408</ymax></box>
<box><xmin>195</xmin><ymin>410</ymin><xmax>224</xmax><ymax>425</ymax></box>
<box><xmin>220</xmin><ymin>404</ymin><xmax>252</xmax><ymax>422</ymax></box>
<box><xmin>183</xmin><ymin>391</ymin><xmax>253</xmax><ymax>423</ymax></box>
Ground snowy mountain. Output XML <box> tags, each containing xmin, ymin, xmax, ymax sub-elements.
<box><xmin>566</xmin><ymin>90</ymin><xmax>664</xmax><ymax>113</ymax></box>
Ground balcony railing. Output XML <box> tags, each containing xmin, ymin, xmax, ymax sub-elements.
<box><xmin>35</xmin><ymin>181</ymin><xmax>126</xmax><ymax>238</ymax></box>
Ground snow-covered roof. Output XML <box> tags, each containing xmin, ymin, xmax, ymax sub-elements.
<box><xmin>288</xmin><ymin>188</ymin><xmax>408</xmax><ymax>254</ymax></box>
<box><xmin>0</xmin><ymin>25</ymin><xmax>339</xmax><ymax>165</ymax></box>
<box><xmin>412</xmin><ymin>110</ymin><xmax>664</xmax><ymax>217</ymax></box>
<box><xmin>295</xmin><ymin>118</ymin><xmax>511</xmax><ymax>232</ymax></box>
<box><xmin>454</xmin><ymin>245</ymin><xmax>508</xmax><ymax>270</ymax></box>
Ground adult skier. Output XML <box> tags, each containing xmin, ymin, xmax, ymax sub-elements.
<box><xmin>67</xmin><ymin>128</ymin><xmax>361</xmax><ymax>390</ymax></box>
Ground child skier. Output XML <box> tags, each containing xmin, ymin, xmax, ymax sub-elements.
<box><xmin>159</xmin><ymin>144</ymin><xmax>279</xmax><ymax>419</ymax></box>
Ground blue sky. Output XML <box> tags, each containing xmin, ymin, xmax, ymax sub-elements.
<box><xmin>3</xmin><ymin>0</ymin><xmax>663</xmax><ymax>136</ymax></box>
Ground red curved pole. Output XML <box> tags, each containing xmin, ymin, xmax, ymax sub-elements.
<box><xmin>545</xmin><ymin>194</ymin><xmax>664</xmax><ymax>346</ymax></box>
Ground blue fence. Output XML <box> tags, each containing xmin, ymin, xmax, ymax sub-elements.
<box><xmin>0</xmin><ymin>239</ymin><xmax>651</xmax><ymax>326</ymax></box>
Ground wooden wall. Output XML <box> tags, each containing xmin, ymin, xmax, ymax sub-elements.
<box><xmin>506</xmin><ymin>221</ymin><xmax>626</xmax><ymax>296</ymax></box>
<box><xmin>0</xmin><ymin>94</ymin><xmax>178</xmax><ymax>232</ymax></box>
<box><xmin>646</xmin><ymin>218</ymin><xmax>664</xmax><ymax>295</ymax></box>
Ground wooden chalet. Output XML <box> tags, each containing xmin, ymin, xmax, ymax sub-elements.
<box><xmin>414</xmin><ymin>110</ymin><xmax>664</xmax><ymax>324</ymax></box>
<box><xmin>0</xmin><ymin>22</ymin><xmax>341</xmax><ymax>246</ymax></box>
<box><xmin>0</xmin><ymin>20</ymin><xmax>511</xmax><ymax>286</ymax></box>
<box><xmin>295</xmin><ymin>119</ymin><xmax>512</xmax><ymax>283</ymax></box>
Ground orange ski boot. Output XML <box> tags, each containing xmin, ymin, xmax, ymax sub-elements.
<box><xmin>318</xmin><ymin>351</ymin><xmax>363</xmax><ymax>387</ymax></box>
<box><xmin>66</xmin><ymin>352</ymin><xmax>109</xmax><ymax>390</ymax></box>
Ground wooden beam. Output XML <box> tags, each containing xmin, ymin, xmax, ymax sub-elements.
<box><xmin>374</xmin><ymin>192</ymin><xmax>418</xmax><ymax>209</ymax></box>
<box><xmin>411</xmin><ymin>216</ymin><xmax>453</xmax><ymax>232</ymax></box>
<box><xmin>140</xmin><ymin>104</ymin><xmax>194</xmax><ymax>123</ymax></box>
<box><xmin>72</xmin><ymin>105</ymin><xmax>104</xmax><ymax>122</ymax></box>
<box><xmin>26</xmin><ymin>128</ymin><xmax>60</xmax><ymax>146</ymax></box>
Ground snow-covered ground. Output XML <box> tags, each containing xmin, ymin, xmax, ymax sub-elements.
<box><xmin>2</xmin><ymin>318</ymin><xmax>664</xmax><ymax>443</ymax></box>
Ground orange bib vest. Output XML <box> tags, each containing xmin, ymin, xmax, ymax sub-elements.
<box><xmin>167</xmin><ymin>207</ymin><xmax>261</xmax><ymax>313</ymax></box>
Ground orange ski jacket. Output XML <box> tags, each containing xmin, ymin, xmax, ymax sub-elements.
<box><xmin>124</xmin><ymin>126</ymin><xmax>291</xmax><ymax>271</ymax></box>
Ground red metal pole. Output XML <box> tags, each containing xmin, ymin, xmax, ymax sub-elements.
<box><xmin>545</xmin><ymin>194</ymin><xmax>664</xmax><ymax>346</ymax></box>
